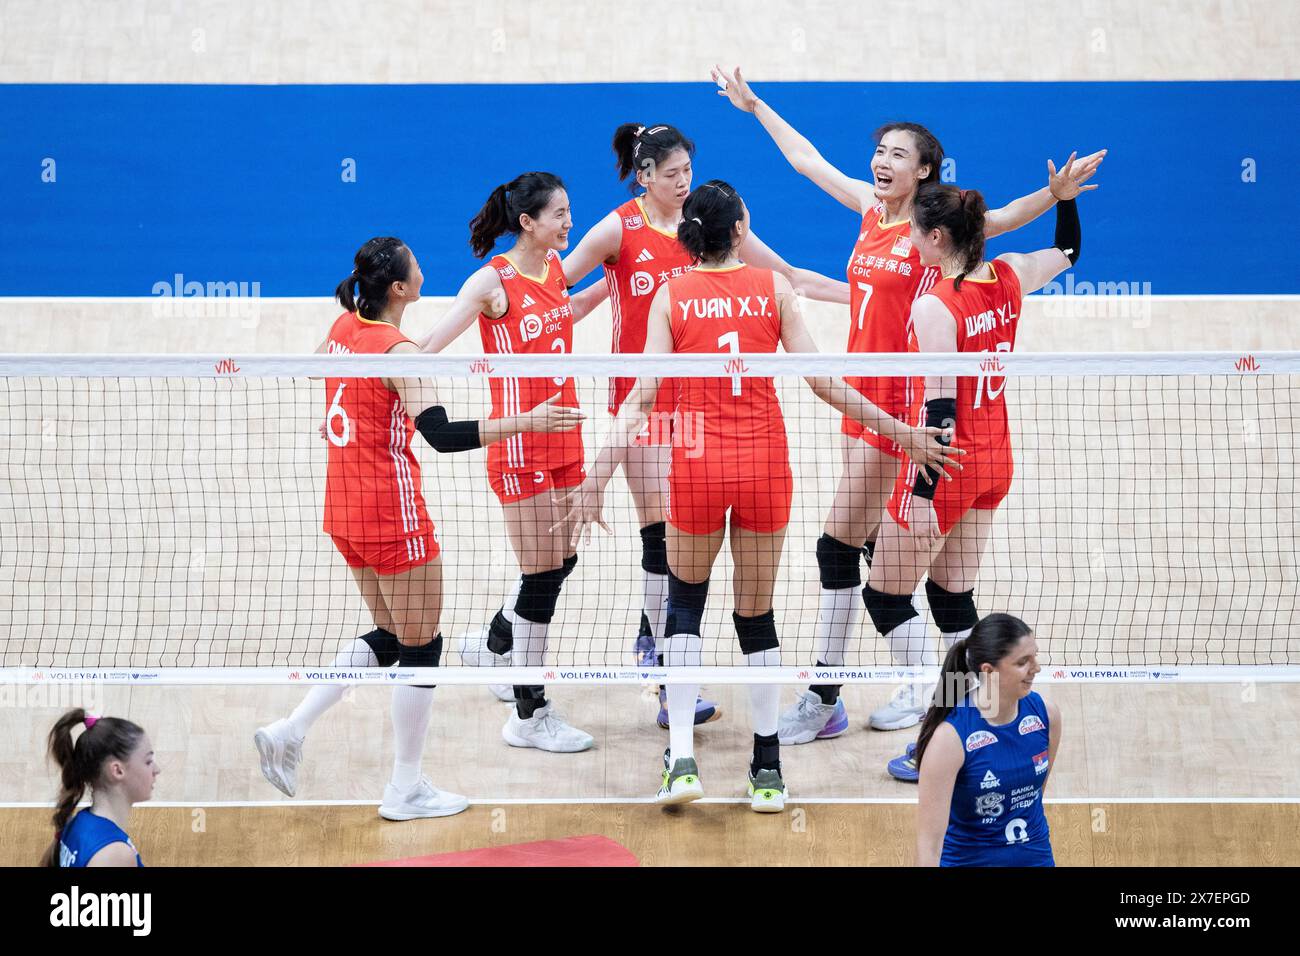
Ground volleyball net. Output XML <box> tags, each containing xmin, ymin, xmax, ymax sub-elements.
<box><xmin>1</xmin><ymin>351</ymin><xmax>1297</xmax><ymax>685</ymax></box>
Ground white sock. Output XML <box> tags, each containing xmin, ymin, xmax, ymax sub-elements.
<box><xmin>288</xmin><ymin>637</ymin><xmax>378</xmax><ymax>739</ymax></box>
<box><xmin>885</xmin><ymin>615</ymin><xmax>937</xmax><ymax>668</ymax></box>
<box><xmin>746</xmin><ymin>647</ymin><xmax>782</xmax><ymax>736</ymax></box>
<box><xmin>512</xmin><ymin>618</ymin><xmax>549</xmax><ymax>666</ymax></box>
<box><xmin>643</xmin><ymin>570</ymin><xmax>669</xmax><ymax>656</ymax></box>
<box><xmin>502</xmin><ymin>576</ymin><xmax>524</xmax><ymax>628</ymax></box>
<box><xmin>814</xmin><ymin>586</ymin><xmax>859</xmax><ymax>667</ymax></box>
<box><xmin>941</xmin><ymin>627</ymin><xmax>973</xmax><ymax>651</ymax></box>
<box><xmin>663</xmin><ymin>632</ymin><xmax>703</xmax><ymax>761</ymax></box>
<box><xmin>389</xmin><ymin>684</ymin><xmax>435</xmax><ymax>791</ymax></box>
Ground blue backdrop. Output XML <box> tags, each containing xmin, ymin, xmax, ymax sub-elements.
<box><xmin>1</xmin><ymin>81</ymin><xmax>1294</xmax><ymax>296</ymax></box>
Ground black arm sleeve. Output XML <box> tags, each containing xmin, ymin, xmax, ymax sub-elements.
<box><xmin>1054</xmin><ymin>198</ymin><xmax>1080</xmax><ymax>265</ymax></box>
<box><xmin>911</xmin><ymin>397</ymin><xmax>957</xmax><ymax>500</ymax></box>
<box><xmin>414</xmin><ymin>405</ymin><xmax>483</xmax><ymax>454</ymax></box>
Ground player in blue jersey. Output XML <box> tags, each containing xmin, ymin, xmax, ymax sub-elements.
<box><xmin>914</xmin><ymin>614</ymin><xmax>1061</xmax><ymax>866</ymax></box>
<box><xmin>41</xmin><ymin>708</ymin><xmax>157</xmax><ymax>867</ymax></box>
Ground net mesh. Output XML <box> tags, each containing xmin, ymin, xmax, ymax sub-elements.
<box><xmin>1</xmin><ymin>352</ymin><xmax>1297</xmax><ymax>679</ymax></box>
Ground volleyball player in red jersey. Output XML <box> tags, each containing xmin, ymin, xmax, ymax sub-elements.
<box><xmin>559</xmin><ymin>123</ymin><xmax>850</xmax><ymax>727</ymax></box>
<box><xmin>561</xmin><ymin>181</ymin><xmax>960</xmax><ymax>810</ymax></box>
<box><xmin>254</xmin><ymin>237</ymin><xmax>582</xmax><ymax>815</ymax></box>
<box><xmin>872</xmin><ymin>179</ymin><xmax>1085</xmax><ymax>781</ymax></box>
<box><xmin>712</xmin><ymin>66</ymin><xmax>1105</xmax><ymax>736</ymax></box>
<box><xmin>417</xmin><ymin>173</ymin><xmax>596</xmax><ymax>753</ymax></box>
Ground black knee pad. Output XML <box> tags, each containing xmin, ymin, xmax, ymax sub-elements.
<box><xmin>515</xmin><ymin>566</ymin><xmax>566</xmax><ymax>625</ymax></box>
<box><xmin>816</xmin><ymin>533</ymin><xmax>862</xmax><ymax>590</ymax></box>
<box><xmin>361</xmin><ymin>627</ymin><xmax>401</xmax><ymax>668</ymax></box>
<box><xmin>665</xmin><ymin>571</ymin><xmax>709</xmax><ymax>636</ymax></box>
<box><xmin>925</xmin><ymin>579</ymin><xmax>978</xmax><ymax>635</ymax></box>
<box><xmin>559</xmin><ymin>553</ymin><xmax>578</xmax><ymax>580</ymax></box>
<box><xmin>487</xmin><ymin>608</ymin><xmax>513</xmax><ymax>656</ymax></box>
<box><xmin>639</xmin><ymin>522</ymin><xmax>668</xmax><ymax>576</ymax></box>
<box><xmin>863</xmin><ymin>584</ymin><xmax>919</xmax><ymax>635</ymax></box>
<box><xmin>734</xmin><ymin>609</ymin><xmax>779</xmax><ymax>654</ymax></box>
<box><xmin>398</xmin><ymin>633</ymin><xmax>443</xmax><ymax>688</ymax></box>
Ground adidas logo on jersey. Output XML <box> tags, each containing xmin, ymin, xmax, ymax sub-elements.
<box><xmin>635</xmin><ymin>248</ymin><xmax>654</xmax><ymax>263</ymax></box>
<box><xmin>980</xmin><ymin>770</ymin><xmax>1001</xmax><ymax>790</ymax></box>
<box><xmin>520</xmin><ymin>293</ymin><xmax>537</xmax><ymax>308</ymax></box>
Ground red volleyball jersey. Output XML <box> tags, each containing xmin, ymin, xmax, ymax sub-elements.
<box><xmin>478</xmin><ymin>250</ymin><xmax>584</xmax><ymax>472</ymax></box>
<box><xmin>321</xmin><ymin>312</ymin><xmax>431</xmax><ymax>542</ymax></box>
<box><xmin>924</xmin><ymin>257</ymin><xmax>1023</xmax><ymax>463</ymax></box>
<box><xmin>604</xmin><ymin>197</ymin><xmax>694</xmax><ymax>415</ymax></box>
<box><xmin>844</xmin><ymin>201</ymin><xmax>939</xmax><ymax>419</ymax></box>
<box><xmin>666</xmin><ymin>264</ymin><xmax>788</xmax><ymax>481</ymax></box>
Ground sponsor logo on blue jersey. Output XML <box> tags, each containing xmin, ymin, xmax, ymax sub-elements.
<box><xmin>1033</xmin><ymin>750</ymin><xmax>1050</xmax><ymax>775</ymax></box>
<box><xmin>965</xmin><ymin>730</ymin><xmax>997</xmax><ymax>752</ymax></box>
<box><xmin>1019</xmin><ymin>714</ymin><xmax>1045</xmax><ymax>735</ymax></box>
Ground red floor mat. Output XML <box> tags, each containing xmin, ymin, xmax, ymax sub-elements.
<box><xmin>359</xmin><ymin>834</ymin><xmax>638</xmax><ymax>867</ymax></box>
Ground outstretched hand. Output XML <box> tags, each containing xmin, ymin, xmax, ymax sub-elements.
<box><xmin>1048</xmin><ymin>149</ymin><xmax>1106</xmax><ymax>201</ymax></box>
<box><xmin>710</xmin><ymin>65</ymin><xmax>759</xmax><ymax>113</ymax></box>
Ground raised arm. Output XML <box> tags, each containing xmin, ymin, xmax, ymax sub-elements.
<box><xmin>561</xmin><ymin>211</ymin><xmax>623</xmax><ymax>289</ymax></box>
<box><xmin>385</xmin><ymin>341</ymin><xmax>582</xmax><ymax>452</ymax></box>
<box><xmin>569</xmin><ymin>280</ymin><xmax>610</xmax><ymax>323</ymax></box>
<box><xmin>915</xmin><ymin>724</ymin><xmax>963</xmax><ymax>866</ymax></box>
<box><xmin>416</xmin><ymin>265</ymin><xmax>505</xmax><ymax>353</ymax></box>
<box><xmin>983</xmin><ymin>149</ymin><xmax>1104</xmax><ymax>239</ymax></box>
<box><xmin>777</xmin><ymin>272</ymin><xmax>960</xmax><ymax>476</ymax></box>
<box><xmin>741</xmin><ymin>228</ymin><xmax>850</xmax><ymax>305</ymax></box>
<box><xmin>996</xmin><ymin>186</ymin><xmax>1082</xmax><ymax>294</ymax></box>
<box><xmin>712</xmin><ymin>65</ymin><xmax>873</xmax><ymax>215</ymax></box>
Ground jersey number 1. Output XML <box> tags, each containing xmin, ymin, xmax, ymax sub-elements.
<box><xmin>327</xmin><ymin>383</ymin><xmax>352</xmax><ymax>447</ymax></box>
<box><xmin>718</xmin><ymin>331</ymin><xmax>742</xmax><ymax>397</ymax></box>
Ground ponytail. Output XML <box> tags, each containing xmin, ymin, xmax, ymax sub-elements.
<box><xmin>335</xmin><ymin>237</ymin><xmax>412</xmax><ymax>320</ymax></box>
<box><xmin>913</xmin><ymin>613</ymin><xmax>1035</xmax><ymax>771</ymax></box>
<box><xmin>913</xmin><ymin>640</ymin><xmax>973</xmax><ymax>770</ymax></box>
<box><xmin>468</xmin><ymin>172</ymin><xmax>566</xmax><ymax>259</ymax></box>
<box><xmin>913</xmin><ymin>183</ymin><xmax>987</xmax><ymax>291</ymax></box>
<box><xmin>41</xmin><ymin>708</ymin><xmax>146</xmax><ymax>867</ymax></box>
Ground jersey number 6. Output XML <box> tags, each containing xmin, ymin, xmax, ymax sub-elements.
<box><xmin>326</xmin><ymin>382</ymin><xmax>352</xmax><ymax>447</ymax></box>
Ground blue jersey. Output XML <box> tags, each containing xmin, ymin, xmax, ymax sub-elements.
<box><xmin>58</xmin><ymin>809</ymin><xmax>143</xmax><ymax>868</ymax></box>
<box><xmin>940</xmin><ymin>691</ymin><xmax>1053</xmax><ymax>867</ymax></box>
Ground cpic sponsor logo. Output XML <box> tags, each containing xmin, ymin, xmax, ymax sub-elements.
<box><xmin>1018</xmin><ymin>714</ymin><xmax>1045</xmax><ymax>735</ymax></box>
<box><xmin>965</xmin><ymin>730</ymin><xmax>998</xmax><ymax>752</ymax></box>
<box><xmin>630</xmin><ymin>271</ymin><xmax>656</xmax><ymax>296</ymax></box>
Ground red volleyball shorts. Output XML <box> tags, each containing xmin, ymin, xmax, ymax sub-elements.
<box><xmin>330</xmin><ymin>527</ymin><xmax>440</xmax><ymax>576</ymax></box>
<box><xmin>488</xmin><ymin>461</ymin><xmax>587</xmax><ymax>505</ymax></box>
<box><xmin>666</xmin><ymin>469</ymin><xmax>794</xmax><ymax>536</ymax></box>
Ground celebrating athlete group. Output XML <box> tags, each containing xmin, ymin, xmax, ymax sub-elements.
<box><xmin>48</xmin><ymin>69</ymin><xmax>1102</xmax><ymax>869</ymax></box>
